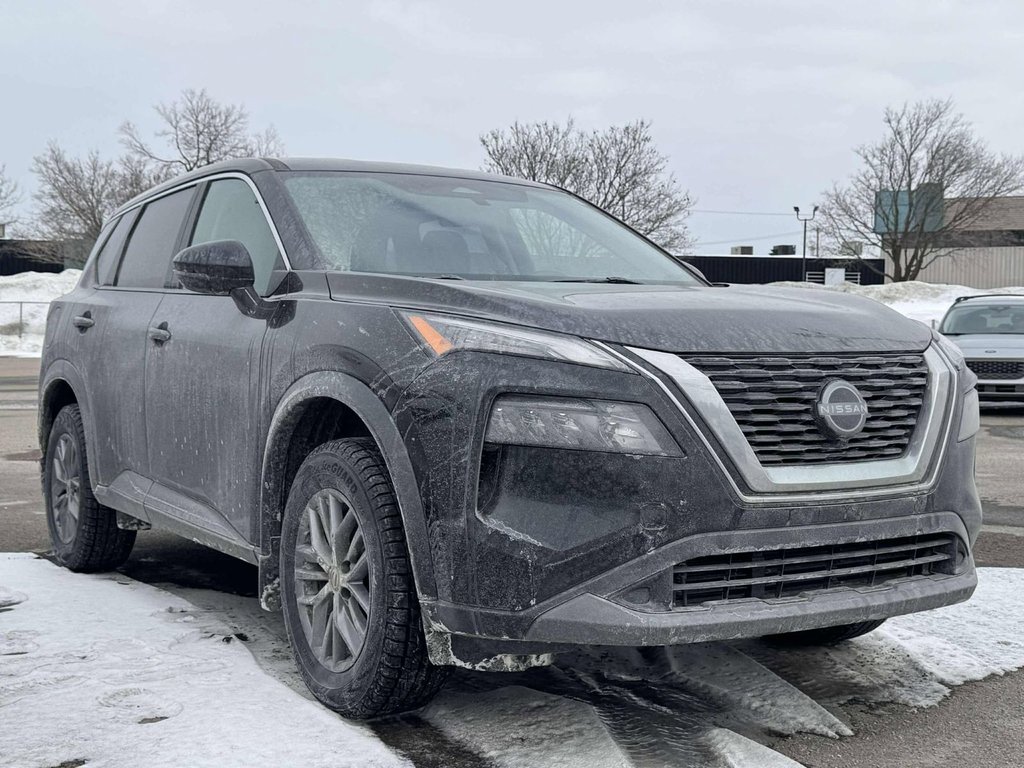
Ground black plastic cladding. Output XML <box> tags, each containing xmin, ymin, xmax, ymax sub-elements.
<box><xmin>39</xmin><ymin>158</ymin><xmax>979</xmax><ymax>654</ymax></box>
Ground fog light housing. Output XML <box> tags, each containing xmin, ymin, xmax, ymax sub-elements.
<box><xmin>484</xmin><ymin>396</ymin><xmax>683</xmax><ymax>456</ymax></box>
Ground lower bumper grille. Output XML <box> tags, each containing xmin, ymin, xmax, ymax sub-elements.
<box><xmin>672</xmin><ymin>533</ymin><xmax>958</xmax><ymax>609</ymax></box>
<box><xmin>967</xmin><ymin>359</ymin><xmax>1024</xmax><ymax>380</ymax></box>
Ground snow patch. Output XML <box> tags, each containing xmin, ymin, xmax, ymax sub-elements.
<box><xmin>0</xmin><ymin>553</ymin><xmax>406</xmax><ymax>768</ymax></box>
<box><xmin>0</xmin><ymin>269</ymin><xmax>81</xmax><ymax>357</ymax></box>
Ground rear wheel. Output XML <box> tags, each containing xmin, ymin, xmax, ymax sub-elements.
<box><xmin>280</xmin><ymin>437</ymin><xmax>447</xmax><ymax>718</ymax></box>
<box><xmin>43</xmin><ymin>404</ymin><xmax>136</xmax><ymax>571</ymax></box>
<box><xmin>766</xmin><ymin>619</ymin><xmax>886</xmax><ymax>646</ymax></box>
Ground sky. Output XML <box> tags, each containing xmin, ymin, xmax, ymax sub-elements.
<box><xmin>2</xmin><ymin>0</ymin><xmax>1023</xmax><ymax>253</ymax></box>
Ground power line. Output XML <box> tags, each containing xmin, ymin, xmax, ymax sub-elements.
<box><xmin>694</xmin><ymin>230</ymin><xmax>803</xmax><ymax>247</ymax></box>
<box><xmin>691</xmin><ymin>208</ymin><xmax>794</xmax><ymax>217</ymax></box>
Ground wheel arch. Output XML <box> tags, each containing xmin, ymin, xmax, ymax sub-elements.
<box><xmin>258</xmin><ymin>371</ymin><xmax>436</xmax><ymax>608</ymax></box>
<box><xmin>38</xmin><ymin>360</ymin><xmax>98</xmax><ymax>483</ymax></box>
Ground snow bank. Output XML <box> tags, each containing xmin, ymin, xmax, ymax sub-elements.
<box><xmin>772</xmin><ymin>279</ymin><xmax>1024</xmax><ymax>329</ymax></box>
<box><xmin>0</xmin><ymin>553</ymin><xmax>406</xmax><ymax>768</ymax></box>
<box><xmin>0</xmin><ymin>270</ymin><xmax>81</xmax><ymax>357</ymax></box>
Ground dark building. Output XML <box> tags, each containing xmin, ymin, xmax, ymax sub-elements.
<box><xmin>0</xmin><ymin>239</ymin><xmax>89</xmax><ymax>276</ymax></box>
<box><xmin>681</xmin><ymin>254</ymin><xmax>885</xmax><ymax>286</ymax></box>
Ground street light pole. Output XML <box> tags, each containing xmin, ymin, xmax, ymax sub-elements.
<box><xmin>793</xmin><ymin>205</ymin><xmax>819</xmax><ymax>281</ymax></box>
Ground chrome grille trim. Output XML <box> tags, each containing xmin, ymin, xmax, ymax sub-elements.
<box><xmin>614</xmin><ymin>344</ymin><xmax>956</xmax><ymax>502</ymax></box>
<box><xmin>686</xmin><ymin>353</ymin><xmax>928</xmax><ymax>465</ymax></box>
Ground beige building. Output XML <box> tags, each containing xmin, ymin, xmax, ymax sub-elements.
<box><xmin>885</xmin><ymin>197</ymin><xmax>1024</xmax><ymax>288</ymax></box>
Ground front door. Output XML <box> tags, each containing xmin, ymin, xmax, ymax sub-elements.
<box><xmin>143</xmin><ymin>177</ymin><xmax>285</xmax><ymax>543</ymax></box>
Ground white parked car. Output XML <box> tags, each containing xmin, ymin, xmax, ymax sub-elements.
<box><xmin>939</xmin><ymin>295</ymin><xmax>1024</xmax><ymax>406</ymax></box>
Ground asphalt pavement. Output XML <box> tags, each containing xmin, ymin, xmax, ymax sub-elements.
<box><xmin>3</xmin><ymin>356</ymin><xmax>1024</xmax><ymax>767</ymax></box>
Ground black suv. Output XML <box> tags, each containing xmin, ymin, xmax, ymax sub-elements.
<box><xmin>40</xmin><ymin>158</ymin><xmax>981</xmax><ymax>718</ymax></box>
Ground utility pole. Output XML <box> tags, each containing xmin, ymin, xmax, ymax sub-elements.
<box><xmin>793</xmin><ymin>205</ymin><xmax>819</xmax><ymax>281</ymax></box>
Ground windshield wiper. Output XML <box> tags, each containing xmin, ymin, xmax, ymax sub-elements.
<box><xmin>553</xmin><ymin>276</ymin><xmax>644</xmax><ymax>285</ymax></box>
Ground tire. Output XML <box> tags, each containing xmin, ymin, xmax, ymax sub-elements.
<box><xmin>766</xmin><ymin>619</ymin><xmax>887</xmax><ymax>646</ymax></box>
<box><xmin>43</xmin><ymin>404</ymin><xmax>136</xmax><ymax>571</ymax></box>
<box><xmin>280</xmin><ymin>437</ymin><xmax>448</xmax><ymax>718</ymax></box>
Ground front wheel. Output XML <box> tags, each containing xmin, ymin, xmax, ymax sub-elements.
<box><xmin>765</xmin><ymin>619</ymin><xmax>887</xmax><ymax>646</ymax></box>
<box><xmin>280</xmin><ymin>438</ymin><xmax>447</xmax><ymax>719</ymax></box>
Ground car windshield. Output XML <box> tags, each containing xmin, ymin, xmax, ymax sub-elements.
<box><xmin>281</xmin><ymin>172</ymin><xmax>699</xmax><ymax>284</ymax></box>
<box><xmin>940</xmin><ymin>302</ymin><xmax>1024</xmax><ymax>335</ymax></box>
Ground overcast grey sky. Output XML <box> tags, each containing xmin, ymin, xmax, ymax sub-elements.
<box><xmin>3</xmin><ymin>0</ymin><xmax>1023</xmax><ymax>252</ymax></box>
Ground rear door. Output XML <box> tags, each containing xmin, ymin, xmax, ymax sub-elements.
<box><xmin>88</xmin><ymin>187</ymin><xmax>196</xmax><ymax>515</ymax></box>
<box><xmin>144</xmin><ymin>177</ymin><xmax>286</xmax><ymax>544</ymax></box>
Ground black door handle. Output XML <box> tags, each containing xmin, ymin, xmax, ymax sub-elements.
<box><xmin>148</xmin><ymin>322</ymin><xmax>171</xmax><ymax>344</ymax></box>
<box><xmin>72</xmin><ymin>313</ymin><xmax>94</xmax><ymax>330</ymax></box>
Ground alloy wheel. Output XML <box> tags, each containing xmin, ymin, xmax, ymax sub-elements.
<box><xmin>51</xmin><ymin>433</ymin><xmax>82</xmax><ymax>544</ymax></box>
<box><xmin>293</xmin><ymin>488</ymin><xmax>371</xmax><ymax>672</ymax></box>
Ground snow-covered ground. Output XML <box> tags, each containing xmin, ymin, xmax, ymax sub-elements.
<box><xmin>4</xmin><ymin>553</ymin><xmax>1024</xmax><ymax>768</ymax></box>
<box><xmin>0</xmin><ymin>270</ymin><xmax>81</xmax><ymax>357</ymax></box>
<box><xmin>2</xmin><ymin>270</ymin><xmax>1022</xmax><ymax>358</ymax></box>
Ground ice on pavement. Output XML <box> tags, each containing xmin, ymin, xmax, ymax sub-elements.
<box><xmin>4</xmin><ymin>555</ymin><xmax>1024</xmax><ymax>768</ymax></box>
<box><xmin>0</xmin><ymin>269</ymin><xmax>81</xmax><ymax>356</ymax></box>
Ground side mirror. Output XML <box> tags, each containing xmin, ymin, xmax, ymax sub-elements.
<box><xmin>173</xmin><ymin>240</ymin><xmax>255</xmax><ymax>295</ymax></box>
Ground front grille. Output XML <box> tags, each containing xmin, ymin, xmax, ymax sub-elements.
<box><xmin>672</xmin><ymin>534</ymin><xmax>958</xmax><ymax>609</ymax></box>
<box><xmin>966</xmin><ymin>359</ymin><xmax>1024</xmax><ymax>380</ymax></box>
<box><xmin>687</xmin><ymin>353</ymin><xmax>928</xmax><ymax>465</ymax></box>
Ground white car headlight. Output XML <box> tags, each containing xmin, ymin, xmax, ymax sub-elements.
<box><xmin>402</xmin><ymin>311</ymin><xmax>630</xmax><ymax>372</ymax></box>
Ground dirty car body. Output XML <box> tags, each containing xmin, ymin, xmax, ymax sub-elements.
<box><xmin>40</xmin><ymin>159</ymin><xmax>981</xmax><ymax>710</ymax></box>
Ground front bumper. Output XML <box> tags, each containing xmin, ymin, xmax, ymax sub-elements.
<box><xmin>975</xmin><ymin>378</ymin><xmax>1024</xmax><ymax>405</ymax></box>
<box><xmin>524</xmin><ymin>512</ymin><xmax>975</xmax><ymax>646</ymax></box>
<box><xmin>396</xmin><ymin>345</ymin><xmax>981</xmax><ymax>650</ymax></box>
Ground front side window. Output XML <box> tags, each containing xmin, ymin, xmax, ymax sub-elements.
<box><xmin>941</xmin><ymin>303</ymin><xmax>1024</xmax><ymax>335</ymax></box>
<box><xmin>282</xmin><ymin>172</ymin><xmax>697</xmax><ymax>284</ymax></box>
<box><xmin>190</xmin><ymin>179</ymin><xmax>282</xmax><ymax>294</ymax></box>
<box><xmin>116</xmin><ymin>188</ymin><xmax>194</xmax><ymax>288</ymax></box>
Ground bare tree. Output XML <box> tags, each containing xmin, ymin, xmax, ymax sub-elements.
<box><xmin>481</xmin><ymin>118</ymin><xmax>694</xmax><ymax>252</ymax></box>
<box><xmin>822</xmin><ymin>99</ymin><xmax>1024</xmax><ymax>281</ymax></box>
<box><xmin>120</xmin><ymin>88</ymin><xmax>285</xmax><ymax>174</ymax></box>
<box><xmin>30</xmin><ymin>143</ymin><xmax>164</xmax><ymax>252</ymax></box>
<box><xmin>0</xmin><ymin>164</ymin><xmax>20</xmax><ymax>232</ymax></box>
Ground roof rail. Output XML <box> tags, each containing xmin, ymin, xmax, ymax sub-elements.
<box><xmin>953</xmin><ymin>293</ymin><xmax>1024</xmax><ymax>303</ymax></box>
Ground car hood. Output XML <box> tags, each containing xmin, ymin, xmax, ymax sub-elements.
<box><xmin>325</xmin><ymin>274</ymin><xmax>933</xmax><ymax>354</ymax></box>
<box><xmin>946</xmin><ymin>333</ymin><xmax>1024</xmax><ymax>357</ymax></box>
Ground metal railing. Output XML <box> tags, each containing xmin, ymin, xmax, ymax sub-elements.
<box><xmin>0</xmin><ymin>301</ymin><xmax>51</xmax><ymax>340</ymax></box>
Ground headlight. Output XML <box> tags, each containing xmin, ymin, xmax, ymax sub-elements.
<box><xmin>958</xmin><ymin>389</ymin><xmax>980</xmax><ymax>441</ymax></box>
<box><xmin>485</xmin><ymin>395</ymin><xmax>683</xmax><ymax>456</ymax></box>
<box><xmin>402</xmin><ymin>312</ymin><xmax>630</xmax><ymax>371</ymax></box>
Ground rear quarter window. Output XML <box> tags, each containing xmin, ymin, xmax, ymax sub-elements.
<box><xmin>116</xmin><ymin>187</ymin><xmax>194</xmax><ymax>288</ymax></box>
<box><xmin>94</xmin><ymin>211</ymin><xmax>137</xmax><ymax>286</ymax></box>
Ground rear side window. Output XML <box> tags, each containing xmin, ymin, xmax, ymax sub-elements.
<box><xmin>190</xmin><ymin>179</ymin><xmax>282</xmax><ymax>294</ymax></box>
<box><xmin>94</xmin><ymin>212</ymin><xmax>137</xmax><ymax>286</ymax></box>
<box><xmin>116</xmin><ymin>188</ymin><xmax>194</xmax><ymax>288</ymax></box>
